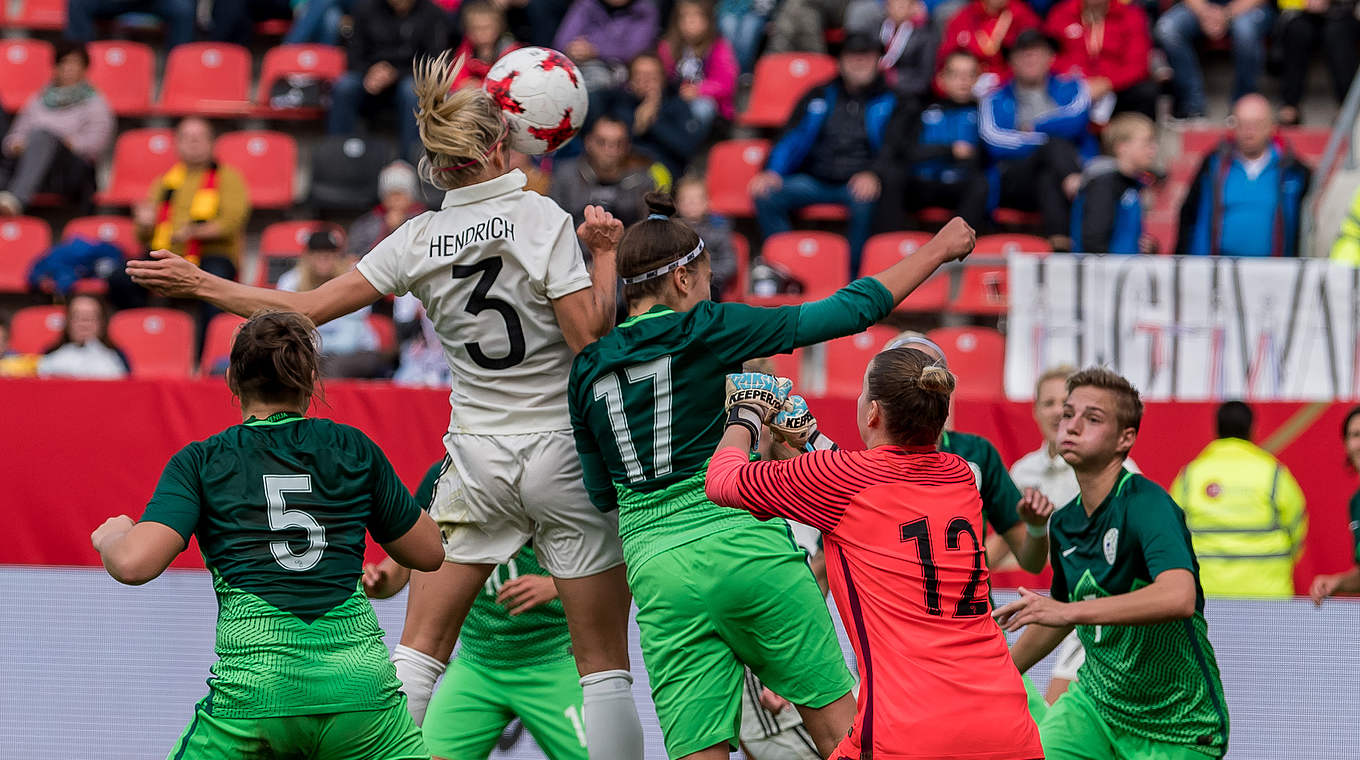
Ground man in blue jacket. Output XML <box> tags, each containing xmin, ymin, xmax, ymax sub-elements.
<box><xmin>980</xmin><ymin>29</ymin><xmax>1094</xmax><ymax>250</ymax></box>
<box><xmin>749</xmin><ymin>33</ymin><xmax>912</xmax><ymax>277</ymax></box>
<box><xmin>1176</xmin><ymin>94</ymin><xmax>1312</xmax><ymax>257</ymax></box>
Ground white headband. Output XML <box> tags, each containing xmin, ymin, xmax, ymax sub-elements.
<box><xmin>885</xmin><ymin>335</ymin><xmax>949</xmax><ymax>368</ymax></box>
<box><xmin>620</xmin><ymin>239</ymin><xmax>706</xmax><ymax>285</ymax></box>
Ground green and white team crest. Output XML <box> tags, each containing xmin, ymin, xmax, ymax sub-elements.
<box><xmin>1102</xmin><ymin>528</ymin><xmax>1119</xmax><ymax>565</ymax></box>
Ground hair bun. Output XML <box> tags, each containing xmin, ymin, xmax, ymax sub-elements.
<box><xmin>643</xmin><ymin>191</ymin><xmax>677</xmax><ymax>219</ymax></box>
<box><xmin>917</xmin><ymin>364</ymin><xmax>957</xmax><ymax>396</ymax></box>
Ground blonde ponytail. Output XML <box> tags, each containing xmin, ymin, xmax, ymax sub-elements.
<box><xmin>412</xmin><ymin>51</ymin><xmax>508</xmax><ymax>190</ymax></box>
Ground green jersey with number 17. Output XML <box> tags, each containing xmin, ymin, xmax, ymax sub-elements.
<box><xmin>139</xmin><ymin>413</ymin><xmax>422</xmax><ymax>719</ymax></box>
<box><xmin>568</xmin><ymin>278</ymin><xmax>894</xmax><ymax>569</ymax></box>
<box><xmin>1050</xmin><ymin>469</ymin><xmax>1229</xmax><ymax>755</ymax></box>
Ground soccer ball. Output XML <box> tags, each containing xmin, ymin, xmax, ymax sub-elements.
<box><xmin>483</xmin><ymin>47</ymin><xmax>589</xmax><ymax>156</ymax></box>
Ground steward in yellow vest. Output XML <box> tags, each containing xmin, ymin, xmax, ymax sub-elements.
<box><xmin>1171</xmin><ymin>401</ymin><xmax>1306</xmax><ymax>597</ymax></box>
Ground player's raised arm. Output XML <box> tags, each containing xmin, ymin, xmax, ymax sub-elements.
<box><xmin>126</xmin><ymin>250</ymin><xmax>382</xmax><ymax>326</ymax></box>
<box><xmin>869</xmin><ymin>216</ymin><xmax>976</xmax><ymax>303</ymax></box>
<box><xmin>553</xmin><ymin>205</ymin><xmax>622</xmax><ymax>352</ymax></box>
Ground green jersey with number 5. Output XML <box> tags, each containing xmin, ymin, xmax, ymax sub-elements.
<box><xmin>568</xmin><ymin>278</ymin><xmax>895</xmax><ymax>568</ymax></box>
<box><xmin>139</xmin><ymin>412</ymin><xmax>422</xmax><ymax>718</ymax></box>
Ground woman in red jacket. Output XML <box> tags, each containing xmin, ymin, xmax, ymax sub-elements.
<box><xmin>1043</xmin><ymin>0</ymin><xmax>1157</xmax><ymax>119</ymax></box>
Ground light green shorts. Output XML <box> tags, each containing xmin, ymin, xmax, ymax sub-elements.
<box><xmin>166</xmin><ymin>697</ymin><xmax>427</xmax><ymax>760</ymax></box>
<box><xmin>1023</xmin><ymin>673</ymin><xmax>1048</xmax><ymax>723</ymax></box>
<box><xmin>629</xmin><ymin>521</ymin><xmax>855</xmax><ymax>759</ymax></box>
<box><xmin>1040</xmin><ymin>681</ymin><xmax>1223</xmax><ymax>760</ymax></box>
<box><xmin>423</xmin><ymin>655</ymin><xmax>587</xmax><ymax>760</ymax></box>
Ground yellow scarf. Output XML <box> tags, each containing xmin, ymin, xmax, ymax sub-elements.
<box><xmin>150</xmin><ymin>162</ymin><xmax>220</xmax><ymax>264</ymax></box>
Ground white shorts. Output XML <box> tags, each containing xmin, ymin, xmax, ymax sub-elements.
<box><xmin>1050</xmin><ymin>630</ymin><xmax>1085</xmax><ymax>682</ymax></box>
<box><xmin>738</xmin><ymin>668</ymin><xmax>820</xmax><ymax>760</ymax></box>
<box><xmin>429</xmin><ymin>430</ymin><xmax>624</xmax><ymax>579</ymax></box>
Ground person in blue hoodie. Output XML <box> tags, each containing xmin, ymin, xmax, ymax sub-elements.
<box><xmin>1176</xmin><ymin>94</ymin><xmax>1312</xmax><ymax>257</ymax></box>
<box><xmin>878</xmin><ymin>50</ymin><xmax>990</xmax><ymax>231</ymax></box>
<box><xmin>749</xmin><ymin>32</ymin><xmax>912</xmax><ymax>277</ymax></box>
<box><xmin>1070</xmin><ymin>112</ymin><xmax>1160</xmax><ymax>254</ymax></box>
<box><xmin>979</xmin><ymin>28</ymin><xmax>1094</xmax><ymax>250</ymax></box>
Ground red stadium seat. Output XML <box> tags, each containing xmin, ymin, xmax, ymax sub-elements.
<box><xmin>706</xmin><ymin>139</ymin><xmax>769</xmax><ymax>217</ymax></box>
<box><xmin>369</xmin><ymin>313</ymin><xmax>397</xmax><ymax>354</ymax></box>
<box><xmin>8</xmin><ymin>304</ymin><xmax>64</xmax><ymax>354</ymax></box>
<box><xmin>991</xmin><ymin>208</ymin><xmax>1042</xmax><ymax>229</ymax></box>
<box><xmin>214</xmin><ymin>131</ymin><xmax>298</xmax><ymax>209</ymax></box>
<box><xmin>256</xmin><ymin>220</ymin><xmax>343</xmax><ymax>286</ymax></box>
<box><xmin>200</xmin><ymin>313</ymin><xmax>245</xmax><ymax>374</ymax></box>
<box><xmin>255</xmin><ymin>44</ymin><xmax>346</xmax><ymax>115</ymax></box>
<box><xmin>740</xmin><ymin>53</ymin><xmax>837</xmax><ymax>127</ymax></box>
<box><xmin>1280</xmin><ymin>127</ymin><xmax>1334</xmax><ymax>165</ymax></box>
<box><xmin>760</xmin><ymin>231</ymin><xmax>850</xmax><ymax>300</ymax></box>
<box><xmin>62</xmin><ymin>216</ymin><xmax>141</xmax><ymax>258</ymax></box>
<box><xmin>1180</xmin><ymin>128</ymin><xmax>1228</xmax><ymax>157</ymax></box>
<box><xmin>87</xmin><ymin>41</ymin><xmax>155</xmax><ymax>117</ymax></box>
<box><xmin>0</xmin><ymin>216</ymin><xmax>52</xmax><ymax>292</ymax></box>
<box><xmin>927</xmin><ymin>326</ymin><xmax>1005</xmax><ymax>399</ymax></box>
<box><xmin>823</xmin><ymin>325</ymin><xmax>900</xmax><ymax>398</ymax></box>
<box><xmin>951</xmin><ymin>264</ymin><xmax>1008</xmax><ymax>315</ymax></box>
<box><xmin>974</xmin><ymin>234</ymin><xmax>1052</xmax><ymax>256</ymax></box>
<box><xmin>861</xmin><ymin>233</ymin><xmax>949</xmax><ymax>312</ymax></box>
<box><xmin>97</xmin><ymin>128</ymin><xmax>177</xmax><ymax>206</ymax></box>
<box><xmin>770</xmin><ymin>349</ymin><xmax>803</xmax><ymax>388</ymax></box>
<box><xmin>723</xmin><ymin>232</ymin><xmax>751</xmax><ymax>301</ymax></box>
<box><xmin>109</xmin><ymin>308</ymin><xmax>195</xmax><ymax>378</ymax></box>
<box><xmin>157</xmin><ymin>43</ymin><xmax>252</xmax><ymax>116</ymax></box>
<box><xmin>0</xmin><ymin>39</ymin><xmax>53</xmax><ymax>112</ymax></box>
<box><xmin>5</xmin><ymin>0</ymin><xmax>66</xmax><ymax>30</ymax></box>
<box><xmin>799</xmin><ymin>203</ymin><xmax>847</xmax><ymax>221</ymax></box>
<box><xmin>916</xmin><ymin>206</ymin><xmax>953</xmax><ymax>225</ymax></box>
<box><xmin>1144</xmin><ymin>210</ymin><xmax>1177</xmax><ymax>254</ymax></box>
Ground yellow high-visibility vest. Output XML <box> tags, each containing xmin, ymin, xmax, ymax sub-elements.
<box><xmin>1330</xmin><ymin>186</ymin><xmax>1360</xmax><ymax>265</ymax></box>
<box><xmin>1171</xmin><ymin>438</ymin><xmax>1307</xmax><ymax>598</ymax></box>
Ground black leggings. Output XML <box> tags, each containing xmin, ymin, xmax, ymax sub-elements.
<box><xmin>1279</xmin><ymin>10</ymin><xmax>1360</xmax><ymax>108</ymax></box>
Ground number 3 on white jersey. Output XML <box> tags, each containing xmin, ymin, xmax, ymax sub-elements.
<box><xmin>263</xmin><ymin>474</ymin><xmax>327</xmax><ymax>571</ymax></box>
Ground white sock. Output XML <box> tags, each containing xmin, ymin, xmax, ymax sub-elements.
<box><xmin>580</xmin><ymin>669</ymin><xmax>645</xmax><ymax>760</ymax></box>
<box><xmin>392</xmin><ymin>644</ymin><xmax>445</xmax><ymax>725</ymax></box>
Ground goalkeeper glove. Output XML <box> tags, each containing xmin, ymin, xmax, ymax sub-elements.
<box><xmin>771</xmin><ymin>395</ymin><xmax>839</xmax><ymax>452</ymax></box>
<box><xmin>724</xmin><ymin>372</ymin><xmax>792</xmax><ymax>441</ymax></box>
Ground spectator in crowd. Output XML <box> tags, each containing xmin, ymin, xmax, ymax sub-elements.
<box><xmin>673</xmin><ymin>174</ymin><xmax>739</xmax><ymax>299</ymax></box>
<box><xmin>451</xmin><ymin>1</ymin><xmax>523</xmax><ymax>90</ymax></box>
<box><xmin>1329</xmin><ymin>184</ymin><xmax>1360</xmax><ymax>265</ymax></box>
<box><xmin>0</xmin><ymin>314</ymin><xmax>39</xmax><ymax>377</ymax></box>
<box><xmin>210</xmin><ymin>0</ymin><xmax>294</xmax><ymax>44</ymax></box>
<box><xmin>1044</xmin><ymin>0</ymin><xmax>1156</xmax><ymax>121</ymax></box>
<box><xmin>717</xmin><ymin>0</ymin><xmax>777</xmax><ymax>72</ymax></box>
<box><xmin>0</xmin><ymin>42</ymin><xmax>114</xmax><ymax>217</ymax></box>
<box><xmin>1309</xmin><ymin>406</ymin><xmax>1360</xmax><ymax>604</ymax></box>
<box><xmin>879</xmin><ymin>50</ymin><xmax>989</xmax><ymax>230</ymax></box>
<box><xmin>1176</xmin><ymin>94</ymin><xmax>1311</xmax><ymax>256</ymax></box>
<box><xmin>1276</xmin><ymin>0</ymin><xmax>1359</xmax><ymax>126</ymax></box>
<box><xmin>550</xmin><ymin>115</ymin><xmax>663</xmax><ymax>231</ymax></box>
<box><xmin>329</xmin><ymin>0</ymin><xmax>452</xmax><ymax>161</ymax></box>
<box><xmin>750</xmin><ymin>34</ymin><xmax>911</xmax><ymax>277</ymax></box>
<box><xmin>505</xmin><ymin>0</ymin><xmax>575</xmax><ymax>48</ymax></box>
<box><xmin>1070</xmin><ymin>112</ymin><xmax>1159</xmax><ymax>254</ymax></box>
<box><xmin>1155</xmin><ymin>0</ymin><xmax>1273</xmax><ymax>120</ymax></box>
<box><xmin>600</xmin><ymin>52</ymin><xmax>709</xmax><ymax>177</ymax></box>
<box><xmin>767</xmin><ymin>0</ymin><xmax>880</xmax><ymax>54</ymax></box>
<box><xmin>873</xmin><ymin>0</ymin><xmax>939</xmax><ymax>99</ymax></box>
<box><xmin>37</xmin><ymin>295</ymin><xmax>129</xmax><ymax>380</ymax></box>
<box><xmin>980</xmin><ymin>29</ymin><xmax>1092</xmax><ymax>250</ymax></box>
<box><xmin>348</xmin><ymin>161</ymin><xmax>427</xmax><ymax>257</ymax></box>
<box><xmin>278</xmin><ymin>230</ymin><xmax>389</xmax><ymax>379</ymax></box>
<box><xmin>285</xmin><ymin>0</ymin><xmax>355</xmax><ymax>45</ymax></box>
<box><xmin>1171</xmin><ymin>401</ymin><xmax>1306</xmax><ymax>598</ymax></box>
<box><xmin>66</xmin><ymin>0</ymin><xmax>197</xmax><ymax>48</ymax></box>
<box><xmin>554</xmin><ymin>0</ymin><xmax>661</xmax><ymax>90</ymax></box>
<box><xmin>508</xmin><ymin>149</ymin><xmax>552</xmax><ymax>195</ymax></box>
<box><xmin>659</xmin><ymin>0</ymin><xmax>739</xmax><ymax>132</ymax></box>
<box><xmin>392</xmin><ymin>295</ymin><xmax>453</xmax><ymax>387</ymax></box>
<box><xmin>110</xmin><ymin>117</ymin><xmax>250</xmax><ymax>343</ymax></box>
<box><xmin>938</xmin><ymin>0</ymin><xmax>1041</xmax><ymax>91</ymax></box>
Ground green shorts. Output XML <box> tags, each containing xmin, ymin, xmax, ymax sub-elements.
<box><xmin>1040</xmin><ymin>681</ymin><xmax>1222</xmax><ymax>760</ymax></box>
<box><xmin>1023</xmin><ymin>673</ymin><xmax>1048</xmax><ymax>723</ymax></box>
<box><xmin>629</xmin><ymin>521</ymin><xmax>855</xmax><ymax>759</ymax></box>
<box><xmin>423</xmin><ymin>655</ymin><xmax>587</xmax><ymax>760</ymax></box>
<box><xmin>166</xmin><ymin>697</ymin><xmax>427</xmax><ymax>760</ymax></box>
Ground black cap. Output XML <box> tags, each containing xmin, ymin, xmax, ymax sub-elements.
<box><xmin>306</xmin><ymin>229</ymin><xmax>342</xmax><ymax>252</ymax></box>
<box><xmin>1006</xmin><ymin>28</ymin><xmax>1059</xmax><ymax>57</ymax></box>
<box><xmin>841</xmin><ymin>32</ymin><xmax>883</xmax><ymax>55</ymax></box>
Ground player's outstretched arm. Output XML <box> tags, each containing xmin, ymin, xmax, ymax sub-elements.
<box><xmin>554</xmin><ymin>205</ymin><xmax>621</xmax><ymax>353</ymax></box>
<box><xmin>994</xmin><ymin>570</ymin><xmax>1197</xmax><ymax>633</ymax></box>
<box><xmin>869</xmin><ymin>217</ymin><xmax>976</xmax><ymax>303</ymax></box>
<box><xmin>90</xmin><ymin>516</ymin><xmax>186</xmax><ymax>585</ymax></box>
<box><xmin>380</xmin><ymin>512</ymin><xmax>445</xmax><ymax>573</ymax></box>
<box><xmin>1001</xmin><ymin>488</ymin><xmax>1055</xmax><ymax>574</ymax></box>
<box><xmin>126</xmin><ymin>250</ymin><xmax>382</xmax><ymax>326</ymax></box>
<box><xmin>1311</xmin><ymin>566</ymin><xmax>1360</xmax><ymax>606</ymax></box>
<box><xmin>1008</xmin><ymin>620</ymin><xmax>1074</xmax><ymax>674</ymax></box>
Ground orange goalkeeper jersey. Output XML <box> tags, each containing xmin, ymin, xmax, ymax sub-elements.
<box><xmin>707</xmin><ymin>444</ymin><xmax>1043</xmax><ymax>760</ymax></box>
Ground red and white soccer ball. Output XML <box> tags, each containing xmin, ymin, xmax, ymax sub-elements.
<box><xmin>483</xmin><ymin>47</ymin><xmax>589</xmax><ymax>156</ymax></box>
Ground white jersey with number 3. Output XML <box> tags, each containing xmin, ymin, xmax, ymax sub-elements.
<box><xmin>356</xmin><ymin>169</ymin><xmax>592</xmax><ymax>435</ymax></box>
